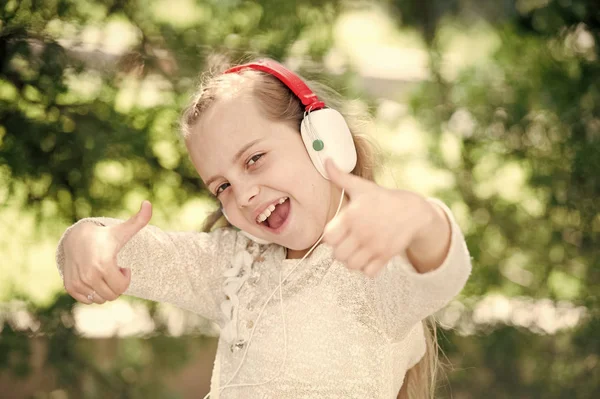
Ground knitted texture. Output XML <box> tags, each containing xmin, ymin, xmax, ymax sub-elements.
<box><xmin>56</xmin><ymin>202</ymin><xmax>471</xmax><ymax>398</ymax></box>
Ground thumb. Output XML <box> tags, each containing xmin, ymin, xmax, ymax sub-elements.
<box><xmin>325</xmin><ymin>158</ymin><xmax>367</xmax><ymax>195</ymax></box>
<box><xmin>112</xmin><ymin>200</ymin><xmax>152</xmax><ymax>249</ymax></box>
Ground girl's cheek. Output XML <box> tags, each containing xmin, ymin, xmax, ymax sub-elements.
<box><xmin>220</xmin><ymin>197</ymin><xmax>234</xmax><ymax>219</ymax></box>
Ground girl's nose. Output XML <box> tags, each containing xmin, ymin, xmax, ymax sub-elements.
<box><xmin>235</xmin><ymin>184</ymin><xmax>260</xmax><ymax>208</ymax></box>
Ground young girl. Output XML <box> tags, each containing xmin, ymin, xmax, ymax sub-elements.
<box><xmin>55</xmin><ymin>59</ymin><xmax>471</xmax><ymax>399</ymax></box>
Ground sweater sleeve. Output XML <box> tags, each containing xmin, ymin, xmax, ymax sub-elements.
<box><xmin>373</xmin><ymin>199</ymin><xmax>472</xmax><ymax>342</ymax></box>
<box><xmin>56</xmin><ymin>218</ymin><xmax>238</xmax><ymax>322</ymax></box>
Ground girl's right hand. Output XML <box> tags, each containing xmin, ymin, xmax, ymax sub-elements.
<box><xmin>62</xmin><ymin>201</ymin><xmax>152</xmax><ymax>304</ymax></box>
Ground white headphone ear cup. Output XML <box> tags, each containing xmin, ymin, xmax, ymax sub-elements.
<box><xmin>300</xmin><ymin>108</ymin><xmax>357</xmax><ymax>179</ymax></box>
<box><xmin>221</xmin><ymin>209</ymin><xmax>272</xmax><ymax>245</ymax></box>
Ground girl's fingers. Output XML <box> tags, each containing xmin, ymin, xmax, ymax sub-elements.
<box><xmin>390</xmin><ymin>231</ymin><xmax>411</xmax><ymax>258</ymax></box>
<box><xmin>71</xmin><ymin>291</ymin><xmax>96</xmax><ymax>305</ymax></box>
<box><xmin>73</xmin><ymin>263</ymin><xmax>117</xmax><ymax>302</ymax></box>
<box><xmin>103</xmin><ymin>259</ymin><xmax>131</xmax><ymax>296</ymax></box>
<box><xmin>91</xmin><ymin>278</ymin><xmax>119</xmax><ymax>302</ymax></box>
<box><xmin>73</xmin><ymin>289</ymin><xmax>107</xmax><ymax>305</ymax></box>
<box><xmin>323</xmin><ymin>212</ymin><xmax>351</xmax><ymax>247</ymax></box>
<box><xmin>75</xmin><ymin>273</ymin><xmax>108</xmax><ymax>304</ymax></box>
<box><xmin>63</xmin><ymin>261</ymin><xmax>90</xmax><ymax>302</ymax></box>
<box><xmin>345</xmin><ymin>248</ymin><xmax>374</xmax><ymax>271</ymax></box>
<box><xmin>362</xmin><ymin>258</ymin><xmax>386</xmax><ymax>278</ymax></box>
<box><xmin>332</xmin><ymin>235</ymin><xmax>360</xmax><ymax>265</ymax></box>
<box><xmin>67</xmin><ymin>278</ymin><xmax>107</xmax><ymax>305</ymax></box>
<box><xmin>89</xmin><ymin>290</ymin><xmax>107</xmax><ymax>305</ymax></box>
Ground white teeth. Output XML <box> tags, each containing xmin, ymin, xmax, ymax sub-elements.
<box><xmin>256</xmin><ymin>197</ymin><xmax>288</xmax><ymax>224</ymax></box>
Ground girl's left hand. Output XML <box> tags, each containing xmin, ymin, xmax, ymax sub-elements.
<box><xmin>322</xmin><ymin>159</ymin><xmax>447</xmax><ymax>277</ymax></box>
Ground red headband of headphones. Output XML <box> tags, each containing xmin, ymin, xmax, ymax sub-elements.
<box><xmin>223</xmin><ymin>59</ymin><xmax>326</xmax><ymax>112</ymax></box>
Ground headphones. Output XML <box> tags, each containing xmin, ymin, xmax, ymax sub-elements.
<box><xmin>219</xmin><ymin>59</ymin><xmax>357</xmax><ymax>244</ymax></box>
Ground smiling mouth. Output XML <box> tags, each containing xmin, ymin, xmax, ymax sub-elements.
<box><xmin>257</xmin><ymin>197</ymin><xmax>290</xmax><ymax>231</ymax></box>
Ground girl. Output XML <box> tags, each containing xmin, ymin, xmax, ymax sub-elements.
<box><xmin>56</xmin><ymin>59</ymin><xmax>471</xmax><ymax>399</ymax></box>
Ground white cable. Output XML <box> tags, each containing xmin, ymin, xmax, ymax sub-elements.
<box><xmin>204</xmin><ymin>188</ymin><xmax>345</xmax><ymax>398</ymax></box>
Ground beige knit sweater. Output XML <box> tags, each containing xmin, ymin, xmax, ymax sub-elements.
<box><xmin>56</xmin><ymin>201</ymin><xmax>471</xmax><ymax>398</ymax></box>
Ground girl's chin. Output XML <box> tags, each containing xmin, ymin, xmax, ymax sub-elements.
<box><xmin>279</xmin><ymin>230</ymin><xmax>324</xmax><ymax>252</ymax></box>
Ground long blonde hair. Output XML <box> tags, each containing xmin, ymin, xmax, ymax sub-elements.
<box><xmin>180</xmin><ymin>58</ymin><xmax>441</xmax><ymax>399</ymax></box>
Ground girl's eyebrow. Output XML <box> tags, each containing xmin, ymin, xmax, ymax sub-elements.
<box><xmin>205</xmin><ymin>138</ymin><xmax>265</xmax><ymax>187</ymax></box>
<box><xmin>231</xmin><ymin>138</ymin><xmax>264</xmax><ymax>164</ymax></box>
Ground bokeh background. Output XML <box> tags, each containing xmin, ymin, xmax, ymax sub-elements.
<box><xmin>1</xmin><ymin>0</ymin><xmax>599</xmax><ymax>398</ymax></box>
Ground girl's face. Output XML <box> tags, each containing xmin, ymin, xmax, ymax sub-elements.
<box><xmin>187</xmin><ymin>93</ymin><xmax>342</xmax><ymax>257</ymax></box>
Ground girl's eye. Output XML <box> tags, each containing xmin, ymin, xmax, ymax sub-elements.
<box><xmin>214</xmin><ymin>154</ymin><xmax>263</xmax><ymax>196</ymax></box>
<box><xmin>216</xmin><ymin>182</ymin><xmax>230</xmax><ymax>196</ymax></box>
<box><xmin>247</xmin><ymin>153</ymin><xmax>263</xmax><ymax>166</ymax></box>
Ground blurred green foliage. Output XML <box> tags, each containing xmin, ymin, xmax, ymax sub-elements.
<box><xmin>1</xmin><ymin>0</ymin><xmax>599</xmax><ymax>398</ymax></box>
<box><xmin>0</xmin><ymin>0</ymin><xmax>342</xmax><ymax>224</ymax></box>
<box><xmin>408</xmin><ymin>1</ymin><xmax>600</xmax><ymax>397</ymax></box>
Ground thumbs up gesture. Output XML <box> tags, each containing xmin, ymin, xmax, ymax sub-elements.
<box><xmin>322</xmin><ymin>160</ymin><xmax>451</xmax><ymax>277</ymax></box>
<box><xmin>62</xmin><ymin>201</ymin><xmax>153</xmax><ymax>304</ymax></box>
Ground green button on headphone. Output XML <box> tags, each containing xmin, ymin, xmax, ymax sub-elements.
<box><xmin>312</xmin><ymin>139</ymin><xmax>324</xmax><ymax>151</ymax></box>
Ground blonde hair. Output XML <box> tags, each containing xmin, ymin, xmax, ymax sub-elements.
<box><xmin>180</xmin><ymin>59</ymin><xmax>441</xmax><ymax>399</ymax></box>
